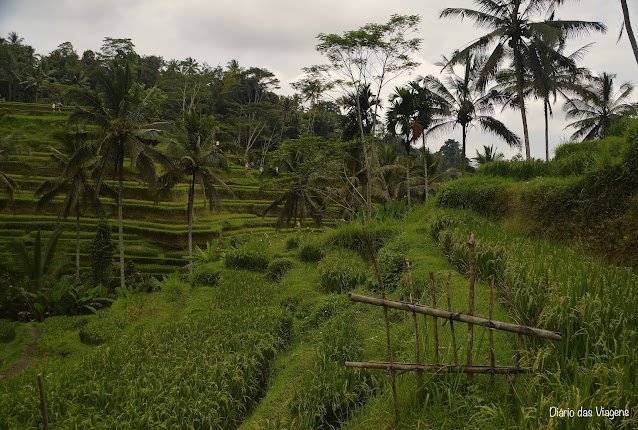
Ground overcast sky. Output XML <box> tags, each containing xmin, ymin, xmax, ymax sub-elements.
<box><xmin>1</xmin><ymin>0</ymin><xmax>636</xmax><ymax>159</ymax></box>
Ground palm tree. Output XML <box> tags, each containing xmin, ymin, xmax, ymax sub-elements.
<box><xmin>424</xmin><ymin>55</ymin><xmax>520</xmax><ymax>174</ymax></box>
<box><xmin>21</xmin><ymin>61</ymin><xmax>56</xmax><ymax>103</ymax></box>
<box><xmin>386</xmin><ymin>87</ymin><xmax>419</xmax><ymax>205</ymax></box>
<box><xmin>158</xmin><ymin>109</ymin><xmax>231</xmax><ymax>275</ymax></box>
<box><xmin>474</xmin><ymin>144</ymin><xmax>505</xmax><ymax>166</ymax></box>
<box><xmin>441</xmin><ymin>0</ymin><xmax>606</xmax><ymax>159</ymax></box>
<box><xmin>34</xmin><ymin>132</ymin><xmax>112</xmax><ymax>278</ymax></box>
<box><xmin>620</xmin><ymin>0</ymin><xmax>638</xmax><ymax>67</ymax></box>
<box><xmin>67</xmin><ymin>63</ymin><xmax>169</xmax><ymax>288</ymax></box>
<box><xmin>564</xmin><ymin>72</ymin><xmax>638</xmax><ymax>141</ymax></box>
<box><xmin>497</xmin><ymin>40</ymin><xmax>590</xmax><ymax>160</ymax></box>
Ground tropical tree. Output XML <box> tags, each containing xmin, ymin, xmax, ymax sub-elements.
<box><xmin>34</xmin><ymin>132</ymin><xmax>112</xmax><ymax>278</ymax></box>
<box><xmin>474</xmin><ymin>144</ymin><xmax>505</xmax><ymax>165</ymax></box>
<box><xmin>441</xmin><ymin>0</ymin><xmax>606</xmax><ymax>159</ymax></box>
<box><xmin>67</xmin><ymin>63</ymin><xmax>169</xmax><ymax>288</ymax></box>
<box><xmin>564</xmin><ymin>72</ymin><xmax>638</xmax><ymax>141</ymax></box>
<box><xmin>424</xmin><ymin>55</ymin><xmax>520</xmax><ymax>174</ymax></box>
<box><xmin>21</xmin><ymin>61</ymin><xmax>56</xmax><ymax>103</ymax></box>
<box><xmin>158</xmin><ymin>109</ymin><xmax>231</xmax><ymax>274</ymax></box>
<box><xmin>620</xmin><ymin>0</ymin><xmax>638</xmax><ymax>67</ymax></box>
<box><xmin>386</xmin><ymin>87</ymin><xmax>419</xmax><ymax>205</ymax></box>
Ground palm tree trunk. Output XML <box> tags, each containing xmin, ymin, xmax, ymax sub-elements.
<box><xmin>514</xmin><ymin>46</ymin><xmax>531</xmax><ymax>160</ymax></box>
<box><xmin>621</xmin><ymin>0</ymin><xmax>638</xmax><ymax>67</ymax></box>
<box><xmin>422</xmin><ymin>134</ymin><xmax>429</xmax><ymax>202</ymax></box>
<box><xmin>354</xmin><ymin>92</ymin><xmax>372</xmax><ymax>220</ymax></box>
<box><xmin>544</xmin><ymin>100</ymin><xmax>549</xmax><ymax>161</ymax></box>
<box><xmin>118</xmin><ymin>147</ymin><xmax>126</xmax><ymax>288</ymax></box>
<box><xmin>187</xmin><ymin>173</ymin><xmax>196</xmax><ymax>276</ymax></box>
<box><xmin>405</xmin><ymin>141</ymin><xmax>411</xmax><ymax>206</ymax></box>
<box><xmin>461</xmin><ymin>124</ymin><xmax>467</xmax><ymax>176</ymax></box>
<box><xmin>76</xmin><ymin>202</ymin><xmax>81</xmax><ymax>279</ymax></box>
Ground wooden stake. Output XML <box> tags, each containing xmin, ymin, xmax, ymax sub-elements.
<box><xmin>406</xmin><ymin>259</ymin><xmax>421</xmax><ymax>390</ymax></box>
<box><xmin>489</xmin><ymin>275</ymin><xmax>496</xmax><ymax>390</ymax></box>
<box><xmin>361</xmin><ymin>220</ymin><xmax>398</xmax><ymax>425</ymax></box>
<box><xmin>37</xmin><ymin>373</ymin><xmax>50</xmax><ymax>430</ymax></box>
<box><xmin>347</xmin><ymin>293</ymin><xmax>562</xmax><ymax>341</ymax></box>
<box><xmin>345</xmin><ymin>361</ymin><xmax>532</xmax><ymax>375</ymax></box>
<box><xmin>511</xmin><ymin>333</ymin><xmax>523</xmax><ymax>396</ymax></box>
<box><xmin>446</xmin><ymin>273</ymin><xmax>458</xmax><ymax>366</ymax></box>
<box><xmin>430</xmin><ymin>272</ymin><xmax>439</xmax><ymax>364</ymax></box>
<box><xmin>467</xmin><ymin>232</ymin><xmax>476</xmax><ymax>381</ymax></box>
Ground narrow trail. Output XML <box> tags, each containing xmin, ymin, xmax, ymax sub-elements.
<box><xmin>0</xmin><ymin>325</ymin><xmax>39</xmax><ymax>381</ymax></box>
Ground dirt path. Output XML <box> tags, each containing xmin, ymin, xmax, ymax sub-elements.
<box><xmin>0</xmin><ymin>325</ymin><xmax>39</xmax><ymax>381</ymax></box>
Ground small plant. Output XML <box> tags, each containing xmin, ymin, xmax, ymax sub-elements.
<box><xmin>266</xmin><ymin>259</ymin><xmax>295</xmax><ymax>282</ymax></box>
<box><xmin>377</xmin><ymin>245</ymin><xmax>406</xmax><ymax>291</ymax></box>
<box><xmin>316</xmin><ymin>249</ymin><xmax>367</xmax><ymax>294</ymax></box>
<box><xmin>225</xmin><ymin>247</ymin><xmax>270</xmax><ymax>271</ymax></box>
<box><xmin>192</xmin><ymin>264</ymin><xmax>222</xmax><ymax>287</ymax></box>
<box><xmin>162</xmin><ymin>273</ymin><xmax>188</xmax><ymax>302</ymax></box>
<box><xmin>189</xmin><ymin>240</ymin><xmax>224</xmax><ymax>263</ymax></box>
<box><xmin>285</xmin><ymin>236</ymin><xmax>300</xmax><ymax>250</ymax></box>
<box><xmin>298</xmin><ymin>243</ymin><xmax>324</xmax><ymax>262</ymax></box>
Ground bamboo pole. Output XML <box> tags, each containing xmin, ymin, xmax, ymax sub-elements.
<box><xmin>467</xmin><ymin>233</ymin><xmax>476</xmax><ymax>381</ymax></box>
<box><xmin>406</xmin><ymin>259</ymin><xmax>421</xmax><ymax>390</ymax></box>
<box><xmin>37</xmin><ymin>373</ymin><xmax>50</xmax><ymax>430</ymax></box>
<box><xmin>430</xmin><ymin>272</ymin><xmax>439</xmax><ymax>364</ymax></box>
<box><xmin>345</xmin><ymin>361</ymin><xmax>532</xmax><ymax>375</ymax></box>
<box><xmin>445</xmin><ymin>273</ymin><xmax>458</xmax><ymax>366</ymax></box>
<box><xmin>511</xmin><ymin>333</ymin><xmax>523</xmax><ymax>396</ymax></box>
<box><xmin>361</xmin><ymin>220</ymin><xmax>398</xmax><ymax>424</ymax></box>
<box><xmin>489</xmin><ymin>275</ymin><xmax>496</xmax><ymax>390</ymax></box>
<box><xmin>347</xmin><ymin>293</ymin><xmax>562</xmax><ymax>341</ymax></box>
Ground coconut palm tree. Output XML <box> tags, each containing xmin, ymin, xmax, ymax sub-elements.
<box><xmin>474</xmin><ymin>144</ymin><xmax>505</xmax><ymax>166</ymax></box>
<box><xmin>158</xmin><ymin>108</ymin><xmax>231</xmax><ymax>275</ymax></box>
<box><xmin>424</xmin><ymin>55</ymin><xmax>520</xmax><ymax>174</ymax></box>
<box><xmin>386</xmin><ymin>87</ymin><xmax>420</xmax><ymax>205</ymax></box>
<box><xmin>441</xmin><ymin>0</ymin><xmax>606</xmax><ymax>159</ymax></box>
<box><xmin>620</xmin><ymin>0</ymin><xmax>638</xmax><ymax>67</ymax></box>
<box><xmin>564</xmin><ymin>72</ymin><xmax>638</xmax><ymax>141</ymax></box>
<box><xmin>66</xmin><ymin>63</ymin><xmax>170</xmax><ymax>288</ymax></box>
<box><xmin>21</xmin><ymin>61</ymin><xmax>56</xmax><ymax>103</ymax></box>
<box><xmin>34</xmin><ymin>132</ymin><xmax>113</xmax><ymax>278</ymax></box>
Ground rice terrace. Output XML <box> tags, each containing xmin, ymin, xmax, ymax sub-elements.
<box><xmin>1</xmin><ymin>0</ymin><xmax>638</xmax><ymax>428</ymax></box>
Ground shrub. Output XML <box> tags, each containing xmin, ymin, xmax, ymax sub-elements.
<box><xmin>266</xmin><ymin>259</ymin><xmax>295</xmax><ymax>282</ymax></box>
<box><xmin>298</xmin><ymin>243</ymin><xmax>324</xmax><ymax>262</ymax></box>
<box><xmin>377</xmin><ymin>245</ymin><xmax>406</xmax><ymax>291</ymax></box>
<box><xmin>0</xmin><ymin>319</ymin><xmax>16</xmax><ymax>343</ymax></box>
<box><xmin>191</xmin><ymin>264</ymin><xmax>222</xmax><ymax>287</ymax></box>
<box><xmin>162</xmin><ymin>273</ymin><xmax>188</xmax><ymax>302</ymax></box>
<box><xmin>87</xmin><ymin>222</ymin><xmax>115</xmax><ymax>288</ymax></box>
<box><xmin>285</xmin><ymin>236</ymin><xmax>300</xmax><ymax>251</ymax></box>
<box><xmin>79</xmin><ymin>317</ymin><xmax>117</xmax><ymax>346</ymax></box>
<box><xmin>317</xmin><ymin>249</ymin><xmax>367</xmax><ymax>294</ymax></box>
<box><xmin>225</xmin><ymin>247</ymin><xmax>270</xmax><ymax>271</ymax></box>
<box><xmin>324</xmin><ymin>223</ymin><xmax>397</xmax><ymax>257</ymax></box>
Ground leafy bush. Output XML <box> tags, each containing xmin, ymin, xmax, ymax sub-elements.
<box><xmin>88</xmin><ymin>222</ymin><xmax>115</xmax><ymax>288</ymax></box>
<box><xmin>436</xmin><ymin>177</ymin><xmax>513</xmax><ymax>219</ymax></box>
<box><xmin>0</xmin><ymin>319</ymin><xmax>17</xmax><ymax>343</ymax></box>
<box><xmin>225</xmin><ymin>246</ymin><xmax>270</xmax><ymax>271</ymax></box>
<box><xmin>317</xmin><ymin>249</ymin><xmax>367</xmax><ymax>294</ymax></box>
<box><xmin>266</xmin><ymin>259</ymin><xmax>295</xmax><ymax>282</ymax></box>
<box><xmin>191</xmin><ymin>263</ymin><xmax>222</xmax><ymax>287</ymax></box>
<box><xmin>285</xmin><ymin>236</ymin><xmax>300</xmax><ymax>250</ymax></box>
<box><xmin>377</xmin><ymin>245</ymin><xmax>406</xmax><ymax>291</ymax></box>
<box><xmin>162</xmin><ymin>273</ymin><xmax>188</xmax><ymax>302</ymax></box>
<box><xmin>324</xmin><ymin>223</ymin><xmax>397</xmax><ymax>257</ymax></box>
<box><xmin>298</xmin><ymin>243</ymin><xmax>324</xmax><ymax>262</ymax></box>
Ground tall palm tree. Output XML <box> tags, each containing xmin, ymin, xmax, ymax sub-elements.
<box><xmin>21</xmin><ymin>61</ymin><xmax>56</xmax><ymax>103</ymax></box>
<box><xmin>158</xmin><ymin>109</ymin><xmax>231</xmax><ymax>274</ymax></box>
<box><xmin>564</xmin><ymin>72</ymin><xmax>638</xmax><ymax>141</ymax></box>
<box><xmin>67</xmin><ymin>63</ymin><xmax>169</xmax><ymax>288</ymax></box>
<box><xmin>441</xmin><ymin>0</ymin><xmax>606</xmax><ymax>159</ymax></box>
<box><xmin>497</xmin><ymin>40</ymin><xmax>590</xmax><ymax>160</ymax></box>
<box><xmin>425</xmin><ymin>55</ymin><xmax>520</xmax><ymax>174</ymax></box>
<box><xmin>620</xmin><ymin>0</ymin><xmax>638</xmax><ymax>67</ymax></box>
<box><xmin>386</xmin><ymin>87</ymin><xmax>419</xmax><ymax>205</ymax></box>
<box><xmin>34</xmin><ymin>132</ymin><xmax>112</xmax><ymax>278</ymax></box>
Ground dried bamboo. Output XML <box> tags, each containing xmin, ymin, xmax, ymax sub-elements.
<box><xmin>445</xmin><ymin>273</ymin><xmax>458</xmax><ymax>366</ymax></box>
<box><xmin>347</xmin><ymin>293</ymin><xmax>562</xmax><ymax>341</ymax></box>
<box><xmin>361</xmin><ymin>220</ymin><xmax>398</xmax><ymax>424</ymax></box>
<box><xmin>345</xmin><ymin>361</ymin><xmax>532</xmax><ymax>375</ymax></box>
<box><xmin>406</xmin><ymin>259</ymin><xmax>421</xmax><ymax>390</ymax></box>
<box><xmin>467</xmin><ymin>233</ymin><xmax>476</xmax><ymax>380</ymax></box>
<box><xmin>37</xmin><ymin>373</ymin><xmax>50</xmax><ymax>430</ymax></box>
<box><xmin>489</xmin><ymin>275</ymin><xmax>496</xmax><ymax>390</ymax></box>
<box><xmin>430</xmin><ymin>272</ymin><xmax>439</xmax><ymax>364</ymax></box>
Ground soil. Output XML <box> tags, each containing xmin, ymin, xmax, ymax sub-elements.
<box><xmin>0</xmin><ymin>324</ymin><xmax>39</xmax><ymax>381</ymax></box>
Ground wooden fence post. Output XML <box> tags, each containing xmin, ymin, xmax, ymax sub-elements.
<box><xmin>406</xmin><ymin>259</ymin><xmax>421</xmax><ymax>391</ymax></box>
<box><xmin>37</xmin><ymin>373</ymin><xmax>50</xmax><ymax>430</ymax></box>
<box><xmin>446</xmin><ymin>273</ymin><xmax>458</xmax><ymax>366</ymax></box>
<box><xmin>430</xmin><ymin>272</ymin><xmax>439</xmax><ymax>364</ymax></box>
<box><xmin>467</xmin><ymin>232</ymin><xmax>476</xmax><ymax>381</ymax></box>
<box><xmin>489</xmin><ymin>275</ymin><xmax>496</xmax><ymax>390</ymax></box>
